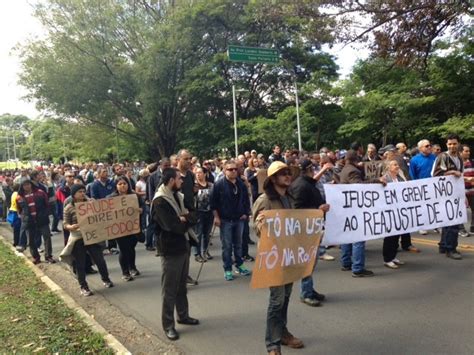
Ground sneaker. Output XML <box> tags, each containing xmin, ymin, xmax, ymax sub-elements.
<box><xmin>235</xmin><ymin>265</ymin><xmax>251</xmax><ymax>276</ymax></box>
<box><xmin>204</xmin><ymin>251</ymin><xmax>213</xmax><ymax>260</ymax></box>
<box><xmin>341</xmin><ymin>265</ymin><xmax>352</xmax><ymax>271</ymax></box>
<box><xmin>281</xmin><ymin>331</ymin><xmax>304</xmax><ymax>349</ymax></box>
<box><xmin>243</xmin><ymin>255</ymin><xmax>255</xmax><ymax>262</ymax></box>
<box><xmin>195</xmin><ymin>255</ymin><xmax>206</xmax><ymax>263</ymax></box>
<box><xmin>80</xmin><ymin>287</ymin><xmax>93</xmax><ymax>296</ymax></box>
<box><xmin>145</xmin><ymin>246</ymin><xmax>156</xmax><ymax>251</ymax></box>
<box><xmin>433</xmin><ymin>228</ymin><xmax>440</xmax><ymax>233</ymax></box>
<box><xmin>300</xmin><ymin>297</ymin><xmax>321</xmax><ymax>307</ymax></box>
<box><xmin>32</xmin><ymin>257</ymin><xmax>41</xmax><ymax>265</ymax></box>
<box><xmin>352</xmin><ymin>269</ymin><xmax>375</xmax><ymax>277</ymax></box>
<box><xmin>392</xmin><ymin>258</ymin><xmax>405</xmax><ymax>265</ymax></box>
<box><xmin>446</xmin><ymin>251</ymin><xmax>462</xmax><ymax>260</ymax></box>
<box><xmin>109</xmin><ymin>248</ymin><xmax>120</xmax><ymax>255</ymax></box>
<box><xmin>186</xmin><ymin>275</ymin><xmax>197</xmax><ymax>286</ymax></box>
<box><xmin>224</xmin><ymin>271</ymin><xmax>234</xmax><ymax>281</ymax></box>
<box><xmin>122</xmin><ymin>274</ymin><xmax>134</xmax><ymax>281</ymax></box>
<box><xmin>38</xmin><ymin>247</ymin><xmax>44</xmax><ymax>253</ymax></box>
<box><xmin>103</xmin><ymin>280</ymin><xmax>114</xmax><ymax>288</ymax></box>
<box><xmin>248</xmin><ymin>239</ymin><xmax>256</xmax><ymax>245</ymax></box>
<box><xmin>313</xmin><ymin>291</ymin><xmax>326</xmax><ymax>302</ymax></box>
<box><xmin>16</xmin><ymin>246</ymin><xmax>25</xmax><ymax>252</ymax></box>
<box><xmin>320</xmin><ymin>253</ymin><xmax>335</xmax><ymax>261</ymax></box>
<box><xmin>45</xmin><ymin>256</ymin><xmax>57</xmax><ymax>264</ymax></box>
<box><xmin>85</xmin><ymin>268</ymin><xmax>98</xmax><ymax>275</ymax></box>
<box><xmin>130</xmin><ymin>269</ymin><xmax>140</xmax><ymax>277</ymax></box>
<box><xmin>459</xmin><ymin>230</ymin><xmax>469</xmax><ymax>238</ymax></box>
<box><xmin>384</xmin><ymin>261</ymin><xmax>399</xmax><ymax>269</ymax></box>
<box><xmin>419</xmin><ymin>230</ymin><xmax>428</xmax><ymax>235</ymax></box>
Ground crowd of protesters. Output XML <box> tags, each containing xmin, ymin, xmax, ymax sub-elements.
<box><xmin>1</xmin><ymin>133</ymin><xmax>472</xmax><ymax>353</ymax></box>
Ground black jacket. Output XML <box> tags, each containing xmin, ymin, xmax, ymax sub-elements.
<box><xmin>152</xmin><ymin>196</ymin><xmax>196</xmax><ymax>256</ymax></box>
<box><xmin>146</xmin><ymin>169</ymin><xmax>162</xmax><ymax>203</ymax></box>
<box><xmin>288</xmin><ymin>175</ymin><xmax>325</xmax><ymax>209</ymax></box>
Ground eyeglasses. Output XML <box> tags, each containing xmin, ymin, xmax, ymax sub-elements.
<box><xmin>226</xmin><ymin>168</ymin><xmax>238</xmax><ymax>172</ymax></box>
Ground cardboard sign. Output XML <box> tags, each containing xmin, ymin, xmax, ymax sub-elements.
<box><xmin>76</xmin><ymin>195</ymin><xmax>140</xmax><ymax>245</ymax></box>
<box><xmin>251</xmin><ymin>209</ymin><xmax>324</xmax><ymax>289</ymax></box>
<box><xmin>256</xmin><ymin>168</ymin><xmax>268</xmax><ymax>194</ymax></box>
<box><xmin>364</xmin><ymin>161</ymin><xmax>384</xmax><ymax>181</ymax></box>
<box><xmin>323</xmin><ymin>176</ymin><xmax>467</xmax><ymax>245</ymax></box>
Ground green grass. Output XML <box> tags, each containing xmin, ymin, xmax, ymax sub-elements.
<box><xmin>0</xmin><ymin>241</ymin><xmax>114</xmax><ymax>354</ymax></box>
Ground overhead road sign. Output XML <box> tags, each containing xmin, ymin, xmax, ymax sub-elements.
<box><xmin>228</xmin><ymin>45</ymin><xmax>279</xmax><ymax>64</ymax></box>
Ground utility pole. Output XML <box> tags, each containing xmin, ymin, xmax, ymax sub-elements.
<box><xmin>232</xmin><ymin>85</ymin><xmax>239</xmax><ymax>157</ymax></box>
<box><xmin>295</xmin><ymin>79</ymin><xmax>302</xmax><ymax>152</ymax></box>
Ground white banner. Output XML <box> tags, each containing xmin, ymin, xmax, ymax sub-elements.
<box><xmin>323</xmin><ymin>176</ymin><xmax>467</xmax><ymax>245</ymax></box>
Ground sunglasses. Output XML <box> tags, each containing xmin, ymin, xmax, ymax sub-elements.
<box><xmin>276</xmin><ymin>170</ymin><xmax>292</xmax><ymax>177</ymax></box>
<box><xmin>424</xmin><ymin>144</ymin><xmax>432</xmax><ymax>148</ymax></box>
<box><xmin>226</xmin><ymin>168</ymin><xmax>238</xmax><ymax>172</ymax></box>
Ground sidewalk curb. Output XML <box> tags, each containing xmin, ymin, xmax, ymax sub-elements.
<box><xmin>0</xmin><ymin>235</ymin><xmax>132</xmax><ymax>355</ymax></box>
<box><xmin>412</xmin><ymin>237</ymin><xmax>474</xmax><ymax>252</ymax></box>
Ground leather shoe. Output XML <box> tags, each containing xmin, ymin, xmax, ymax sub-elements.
<box><xmin>177</xmin><ymin>317</ymin><xmax>199</xmax><ymax>325</ymax></box>
<box><xmin>165</xmin><ymin>328</ymin><xmax>179</xmax><ymax>341</ymax></box>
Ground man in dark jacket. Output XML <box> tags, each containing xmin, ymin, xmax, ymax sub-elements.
<box><xmin>145</xmin><ymin>158</ymin><xmax>171</xmax><ymax>251</ymax></box>
<box><xmin>432</xmin><ymin>134</ymin><xmax>464</xmax><ymax>259</ymax></box>
<box><xmin>339</xmin><ymin>150</ymin><xmax>385</xmax><ymax>277</ymax></box>
<box><xmin>268</xmin><ymin>145</ymin><xmax>285</xmax><ymax>164</ymax></box>
<box><xmin>152</xmin><ymin>168</ymin><xmax>199</xmax><ymax>341</ymax></box>
<box><xmin>288</xmin><ymin>159</ymin><xmax>330</xmax><ymax>307</ymax></box>
<box><xmin>210</xmin><ymin>160</ymin><xmax>251</xmax><ymax>281</ymax></box>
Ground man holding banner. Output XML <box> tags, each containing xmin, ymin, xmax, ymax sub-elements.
<box><xmin>432</xmin><ymin>134</ymin><xmax>464</xmax><ymax>259</ymax></box>
<box><xmin>288</xmin><ymin>159</ymin><xmax>329</xmax><ymax>307</ymax></box>
<box><xmin>339</xmin><ymin>150</ymin><xmax>386</xmax><ymax>277</ymax></box>
<box><xmin>252</xmin><ymin>161</ymin><xmax>304</xmax><ymax>354</ymax></box>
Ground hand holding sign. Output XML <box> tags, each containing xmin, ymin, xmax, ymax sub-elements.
<box><xmin>76</xmin><ymin>195</ymin><xmax>140</xmax><ymax>245</ymax></box>
<box><xmin>251</xmin><ymin>209</ymin><xmax>324</xmax><ymax>289</ymax></box>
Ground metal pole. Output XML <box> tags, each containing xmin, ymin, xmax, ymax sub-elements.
<box><xmin>12</xmin><ymin>134</ymin><xmax>17</xmax><ymax>168</ymax></box>
<box><xmin>115</xmin><ymin>119</ymin><xmax>120</xmax><ymax>162</ymax></box>
<box><xmin>295</xmin><ymin>79</ymin><xmax>302</xmax><ymax>152</ymax></box>
<box><xmin>232</xmin><ymin>85</ymin><xmax>239</xmax><ymax>157</ymax></box>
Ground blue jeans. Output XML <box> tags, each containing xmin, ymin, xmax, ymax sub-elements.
<box><xmin>340</xmin><ymin>241</ymin><xmax>366</xmax><ymax>272</ymax></box>
<box><xmin>300</xmin><ymin>246</ymin><xmax>322</xmax><ymax>299</ymax></box>
<box><xmin>266</xmin><ymin>283</ymin><xmax>293</xmax><ymax>352</ymax></box>
<box><xmin>220</xmin><ymin>219</ymin><xmax>244</xmax><ymax>271</ymax></box>
<box><xmin>194</xmin><ymin>211</ymin><xmax>213</xmax><ymax>256</ymax></box>
<box><xmin>13</xmin><ymin>220</ymin><xmax>27</xmax><ymax>247</ymax></box>
<box><xmin>439</xmin><ymin>225</ymin><xmax>459</xmax><ymax>252</ymax></box>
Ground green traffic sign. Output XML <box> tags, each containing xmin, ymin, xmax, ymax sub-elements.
<box><xmin>228</xmin><ymin>45</ymin><xmax>279</xmax><ymax>64</ymax></box>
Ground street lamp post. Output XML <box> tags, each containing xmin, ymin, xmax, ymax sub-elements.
<box><xmin>232</xmin><ymin>85</ymin><xmax>239</xmax><ymax>157</ymax></box>
<box><xmin>294</xmin><ymin>79</ymin><xmax>302</xmax><ymax>152</ymax></box>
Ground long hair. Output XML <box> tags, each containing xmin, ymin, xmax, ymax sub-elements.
<box><xmin>114</xmin><ymin>176</ymin><xmax>133</xmax><ymax>194</ymax></box>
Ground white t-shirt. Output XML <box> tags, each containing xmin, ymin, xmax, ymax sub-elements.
<box><xmin>136</xmin><ymin>180</ymin><xmax>147</xmax><ymax>193</ymax></box>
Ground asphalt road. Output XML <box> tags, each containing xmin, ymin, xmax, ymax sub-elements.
<box><xmin>7</xmin><ymin>223</ymin><xmax>474</xmax><ymax>355</ymax></box>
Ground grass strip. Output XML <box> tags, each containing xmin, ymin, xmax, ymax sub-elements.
<box><xmin>0</xmin><ymin>241</ymin><xmax>113</xmax><ymax>354</ymax></box>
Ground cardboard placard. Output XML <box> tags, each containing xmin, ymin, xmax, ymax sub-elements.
<box><xmin>251</xmin><ymin>209</ymin><xmax>324</xmax><ymax>289</ymax></box>
<box><xmin>364</xmin><ymin>161</ymin><xmax>384</xmax><ymax>181</ymax></box>
<box><xmin>256</xmin><ymin>168</ymin><xmax>268</xmax><ymax>194</ymax></box>
<box><xmin>76</xmin><ymin>195</ymin><xmax>140</xmax><ymax>245</ymax></box>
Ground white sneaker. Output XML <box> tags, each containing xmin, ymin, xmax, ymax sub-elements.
<box><xmin>459</xmin><ymin>231</ymin><xmax>469</xmax><ymax>238</ymax></box>
<box><xmin>320</xmin><ymin>253</ymin><xmax>335</xmax><ymax>261</ymax></box>
<box><xmin>392</xmin><ymin>258</ymin><xmax>405</xmax><ymax>265</ymax></box>
<box><xmin>384</xmin><ymin>261</ymin><xmax>399</xmax><ymax>269</ymax></box>
<box><xmin>419</xmin><ymin>230</ymin><xmax>428</xmax><ymax>235</ymax></box>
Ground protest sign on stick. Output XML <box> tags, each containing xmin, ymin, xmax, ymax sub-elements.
<box><xmin>364</xmin><ymin>161</ymin><xmax>384</xmax><ymax>180</ymax></box>
<box><xmin>256</xmin><ymin>168</ymin><xmax>268</xmax><ymax>194</ymax></box>
<box><xmin>76</xmin><ymin>195</ymin><xmax>140</xmax><ymax>245</ymax></box>
<box><xmin>323</xmin><ymin>176</ymin><xmax>467</xmax><ymax>245</ymax></box>
<box><xmin>251</xmin><ymin>209</ymin><xmax>324</xmax><ymax>289</ymax></box>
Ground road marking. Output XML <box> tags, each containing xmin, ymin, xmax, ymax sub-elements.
<box><xmin>412</xmin><ymin>237</ymin><xmax>474</xmax><ymax>252</ymax></box>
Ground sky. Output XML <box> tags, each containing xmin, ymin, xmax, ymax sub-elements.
<box><xmin>0</xmin><ymin>0</ymin><xmax>368</xmax><ymax>119</ymax></box>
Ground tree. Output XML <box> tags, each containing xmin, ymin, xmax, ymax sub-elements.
<box><xmin>19</xmin><ymin>0</ymin><xmax>338</xmax><ymax>158</ymax></box>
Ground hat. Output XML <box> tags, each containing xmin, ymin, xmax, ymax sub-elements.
<box><xmin>267</xmin><ymin>161</ymin><xmax>289</xmax><ymax>178</ymax></box>
<box><xmin>257</xmin><ymin>153</ymin><xmax>264</xmax><ymax>159</ymax></box>
<box><xmin>70</xmin><ymin>184</ymin><xmax>85</xmax><ymax>198</ymax></box>
<box><xmin>382</xmin><ymin>144</ymin><xmax>397</xmax><ymax>152</ymax></box>
<box><xmin>139</xmin><ymin>169</ymin><xmax>150</xmax><ymax>177</ymax></box>
<box><xmin>338</xmin><ymin>149</ymin><xmax>347</xmax><ymax>159</ymax></box>
<box><xmin>299</xmin><ymin>159</ymin><xmax>314</xmax><ymax>171</ymax></box>
<box><xmin>251</xmin><ymin>149</ymin><xmax>257</xmax><ymax>154</ymax></box>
